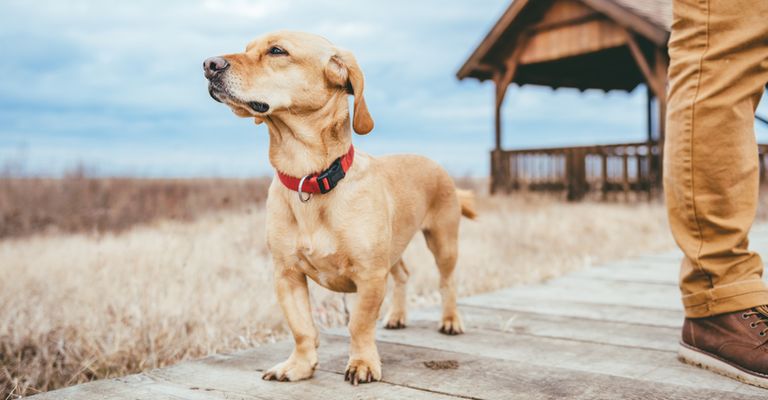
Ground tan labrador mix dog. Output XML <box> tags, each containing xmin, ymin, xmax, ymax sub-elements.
<box><xmin>203</xmin><ymin>31</ymin><xmax>476</xmax><ymax>385</ymax></box>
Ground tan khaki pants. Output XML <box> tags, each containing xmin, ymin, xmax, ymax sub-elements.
<box><xmin>665</xmin><ymin>0</ymin><xmax>768</xmax><ymax>318</ymax></box>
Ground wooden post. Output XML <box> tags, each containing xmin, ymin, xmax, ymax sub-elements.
<box><xmin>624</xmin><ymin>31</ymin><xmax>664</xmax><ymax>99</ymax></box>
<box><xmin>489</xmin><ymin>35</ymin><xmax>528</xmax><ymax>195</ymax></box>
<box><xmin>646</xmin><ymin>86</ymin><xmax>654</xmax><ymax>143</ymax></box>
<box><xmin>625</xmin><ymin>29</ymin><xmax>668</xmax><ymax>194</ymax></box>
<box><xmin>601</xmin><ymin>153</ymin><xmax>608</xmax><ymax>201</ymax></box>
<box><xmin>646</xmin><ymin>87</ymin><xmax>655</xmax><ymax>200</ymax></box>
<box><xmin>490</xmin><ymin>150</ymin><xmax>499</xmax><ymax>194</ymax></box>
<box><xmin>566</xmin><ymin>148</ymin><xmax>587</xmax><ymax>201</ymax></box>
<box><xmin>635</xmin><ymin>152</ymin><xmax>642</xmax><ymax>199</ymax></box>
<box><xmin>622</xmin><ymin>153</ymin><xmax>630</xmax><ymax>202</ymax></box>
<box><xmin>647</xmin><ymin>143</ymin><xmax>654</xmax><ymax>201</ymax></box>
<box><xmin>578</xmin><ymin>149</ymin><xmax>588</xmax><ymax>200</ymax></box>
<box><xmin>655</xmin><ymin>48</ymin><xmax>668</xmax><ymax>151</ymax></box>
<box><xmin>655</xmin><ymin>49</ymin><xmax>668</xmax><ymax>191</ymax></box>
<box><xmin>494</xmin><ymin>80</ymin><xmax>504</xmax><ymax>151</ymax></box>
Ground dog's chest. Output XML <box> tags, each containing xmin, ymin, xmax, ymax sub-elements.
<box><xmin>293</xmin><ymin>225</ymin><xmax>357</xmax><ymax>292</ymax></box>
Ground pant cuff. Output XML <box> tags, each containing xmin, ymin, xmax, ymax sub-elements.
<box><xmin>682</xmin><ymin>279</ymin><xmax>768</xmax><ymax>318</ymax></box>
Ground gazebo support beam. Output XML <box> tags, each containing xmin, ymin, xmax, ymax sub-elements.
<box><xmin>646</xmin><ymin>85</ymin><xmax>653</xmax><ymax>143</ymax></box>
<box><xmin>654</xmin><ymin>47</ymin><xmax>669</xmax><ymax>189</ymax></box>
<box><xmin>654</xmin><ymin>47</ymin><xmax>668</xmax><ymax>144</ymax></box>
<box><xmin>624</xmin><ymin>28</ymin><xmax>668</xmax><ymax>192</ymax></box>
<box><xmin>623</xmin><ymin>30</ymin><xmax>663</xmax><ymax>98</ymax></box>
<box><xmin>493</xmin><ymin>38</ymin><xmax>527</xmax><ymax>150</ymax></box>
<box><xmin>491</xmin><ymin>36</ymin><xmax>528</xmax><ymax>194</ymax></box>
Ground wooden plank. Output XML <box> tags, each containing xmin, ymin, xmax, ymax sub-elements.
<box><xmin>520</xmin><ymin>18</ymin><xmax>626</xmax><ymax>64</ymax></box>
<box><xmin>328</xmin><ymin>323</ymin><xmax>767</xmax><ymax>396</ymax></box>
<box><xmin>408</xmin><ymin>305</ymin><xmax>680</xmax><ymax>352</ymax></box>
<box><xmin>325</xmin><ymin>334</ymin><xmax>765</xmax><ymax>400</ymax></box>
<box><xmin>146</xmin><ymin>357</ymin><xmax>457</xmax><ymax>400</ymax></box>
<box><xmin>634</xmin><ymin>252</ymin><xmax>684</xmax><ymax>262</ymax></box>
<box><xmin>580</xmin><ymin>0</ymin><xmax>669</xmax><ymax>46</ymax></box>
<box><xmin>32</xmin><ymin>339</ymin><xmax>460</xmax><ymax>400</ymax></box>
<box><xmin>28</xmin><ymin>373</ymin><xmax>224</xmax><ymax>400</ymax></box>
<box><xmin>531</xmin><ymin>0</ymin><xmax>597</xmax><ymax>30</ymax></box>
<box><xmin>36</xmin><ymin>303</ymin><xmax>766</xmax><ymax>400</ymax></box>
<box><xmin>460</xmin><ymin>292</ymin><xmax>683</xmax><ymax>327</ymax></box>
<box><xmin>475</xmin><ymin>275</ymin><xmax>682</xmax><ymax>311</ymax></box>
<box><xmin>42</xmin><ymin>333</ymin><xmax>766</xmax><ymax>400</ymax></box>
<box><xmin>570</xmin><ymin>256</ymin><xmax>768</xmax><ymax>286</ymax></box>
<box><xmin>569</xmin><ymin>263</ymin><xmax>678</xmax><ymax>285</ymax></box>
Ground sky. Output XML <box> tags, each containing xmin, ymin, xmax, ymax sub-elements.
<box><xmin>1</xmin><ymin>0</ymin><xmax>767</xmax><ymax>178</ymax></box>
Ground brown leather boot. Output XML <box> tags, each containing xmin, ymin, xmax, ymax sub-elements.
<box><xmin>679</xmin><ymin>306</ymin><xmax>768</xmax><ymax>389</ymax></box>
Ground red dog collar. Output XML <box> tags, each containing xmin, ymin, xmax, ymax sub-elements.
<box><xmin>276</xmin><ymin>145</ymin><xmax>354</xmax><ymax>198</ymax></box>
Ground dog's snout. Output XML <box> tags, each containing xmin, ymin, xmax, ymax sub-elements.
<box><xmin>203</xmin><ymin>57</ymin><xmax>230</xmax><ymax>79</ymax></box>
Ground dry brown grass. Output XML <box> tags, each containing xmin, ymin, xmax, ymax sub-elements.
<box><xmin>0</xmin><ymin>189</ymin><xmax>675</xmax><ymax>398</ymax></box>
<box><xmin>0</xmin><ymin>176</ymin><xmax>270</xmax><ymax>239</ymax></box>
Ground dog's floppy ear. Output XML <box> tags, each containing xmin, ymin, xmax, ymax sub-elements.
<box><xmin>325</xmin><ymin>49</ymin><xmax>374</xmax><ymax>135</ymax></box>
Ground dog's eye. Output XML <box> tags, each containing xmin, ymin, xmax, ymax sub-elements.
<box><xmin>268</xmin><ymin>46</ymin><xmax>287</xmax><ymax>56</ymax></box>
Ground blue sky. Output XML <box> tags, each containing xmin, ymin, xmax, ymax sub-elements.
<box><xmin>1</xmin><ymin>0</ymin><xmax>767</xmax><ymax>177</ymax></box>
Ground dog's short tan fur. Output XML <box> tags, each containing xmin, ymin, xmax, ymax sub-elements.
<box><xmin>205</xmin><ymin>31</ymin><xmax>476</xmax><ymax>385</ymax></box>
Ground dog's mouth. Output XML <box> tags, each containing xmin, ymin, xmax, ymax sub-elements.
<box><xmin>207</xmin><ymin>82</ymin><xmax>270</xmax><ymax>114</ymax></box>
<box><xmin>208</xmin><ymin>84</ymin><xmax>225</xmax><ymax>103</ymax></box>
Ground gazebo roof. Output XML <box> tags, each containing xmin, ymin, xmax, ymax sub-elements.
<box><xmin>612</xmin><ymin>0</ymin><xmax>671</xmax><ymax>31</ymax></box>
<box><xmin>457</xmin><ymin>0</ymin><xmax>672</xmax><ymax>92</ymax></box>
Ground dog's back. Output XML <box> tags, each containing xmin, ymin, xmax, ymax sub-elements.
<box><xmin>376</xmin><ymin>154</ymin><xmax>476</xmax><ymax>226</ymax></box>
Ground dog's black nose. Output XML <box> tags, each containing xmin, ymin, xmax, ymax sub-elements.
<box><xmin>203</xmin><ymin>57</ymin><xmax>229</xmax><ymax>79</ymax></box>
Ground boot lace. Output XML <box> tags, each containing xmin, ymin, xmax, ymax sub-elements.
<box><xmin>742</xmin><ymin>306</ymin><xmax>768</xmax><ymax>337</ymax></box>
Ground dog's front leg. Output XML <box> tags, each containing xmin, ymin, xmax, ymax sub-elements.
<box><xmin>262</xmin><ymin>268</ymin><xmax>318</xmax><ymax>382</ymax></box>
<box><xmin>345</xmin><ymin>275</ymin><xmax>387</xmax><ymax>385</ymax></box>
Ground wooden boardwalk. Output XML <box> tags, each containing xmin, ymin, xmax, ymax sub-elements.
<box><xmin>32</xmin><ymin>227</ymin><xmax>768</xmax><ymax>399</ymax></box>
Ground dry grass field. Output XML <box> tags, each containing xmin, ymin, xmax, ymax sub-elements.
<box><xmin>0</xmin><ymin>175</ymin><xmax>270</xmax><ymax>239</ymax></box>
<box><xmin>0</xmin><ymin>178</ymin><xmax>677</xmax><ymax>398</ymax></box>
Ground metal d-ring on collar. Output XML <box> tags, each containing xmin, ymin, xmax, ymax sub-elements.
<box><xmin>297</xmin><ymin>175</ymin><xmax>312</xmax><ymax>203</ymax></box>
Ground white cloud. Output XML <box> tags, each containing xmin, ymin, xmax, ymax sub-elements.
<box><xmin>4</xmin><ymin>0</ymin><xmax>757</xmax><ymax>177</ymax></box>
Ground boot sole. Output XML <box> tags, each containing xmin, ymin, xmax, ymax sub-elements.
<box><xmin>678</xmin><ymin>341</ymin><xmax>768</xmax><ymax>390</ymax></box>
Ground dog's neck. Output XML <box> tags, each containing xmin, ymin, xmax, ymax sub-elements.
<box><xmin>265</xmin><ymin>92</ymin><xmax>352</xmax><ymax>178</ymax></box>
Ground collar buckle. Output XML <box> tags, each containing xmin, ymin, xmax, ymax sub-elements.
<box><xmin>316</xmin><ymin>157</ymin><xmax>346</xmax><ymax>194</ymax></box>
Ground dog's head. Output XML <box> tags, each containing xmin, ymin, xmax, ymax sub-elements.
<box><xmin>203</xmin><ymin>31</ymin><xmax>373</xmax><ymax>134</ymax></box>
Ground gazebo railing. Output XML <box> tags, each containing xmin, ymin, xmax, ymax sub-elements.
<box><xmin>492</xmin><ymin>142</ymin><xmax>768</xmax><ymax>201</ymax></box>
<box><xmin>491</xmin><ymin>142</ymin><xmax>660</xmax><ymax>201</ymax></box>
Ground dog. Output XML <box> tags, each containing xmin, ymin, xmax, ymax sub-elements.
<box><xmin>204</xmin><ymin>31</ymin><xmax>476</xmax><ymax>385</ymax></box>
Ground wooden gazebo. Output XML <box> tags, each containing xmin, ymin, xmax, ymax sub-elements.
<box><xmin>459</xmin><ymin>0</ymin><xmax>768</xmax><ymax>200</ymax></box>
<box><xmin>457</xmin><ymin>0</ymin><xmax>674</xmax><ymax>200</ymax></box>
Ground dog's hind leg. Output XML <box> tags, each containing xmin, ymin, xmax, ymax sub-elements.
<box><xmin>423</xmin><ymin>218</ymin><xmax>464</xmax><ymax>335</ymax></box>
<box><xmin>383</xmin><ymin>259</ymin><xmax>409</xmax><ymax>329</ymax></box>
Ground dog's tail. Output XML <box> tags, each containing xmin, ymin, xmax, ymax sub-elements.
<box><xmin>456</xmin><ymin>189</ymin><xmax>477</xmax><ymax>220</ymax></box>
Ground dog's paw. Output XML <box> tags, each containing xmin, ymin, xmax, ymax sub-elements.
<box><xmin>383</xmin><ymin>311</ymin><xmax>406</xmax><ymax>329</ymax></box>
<box><xmin>344</xmin><ymin>357</ymin><xmax>381</xmax><ymax>386</ymax></box>
<box><xmin>439</xmin><ymin>314</ymin><xmax>464</xmax><ymax>335</ymax></box>
<box><xmin>262</xmin><ymin>357</ymin><xmax>317</xmax><ymax>382</ymax></box>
